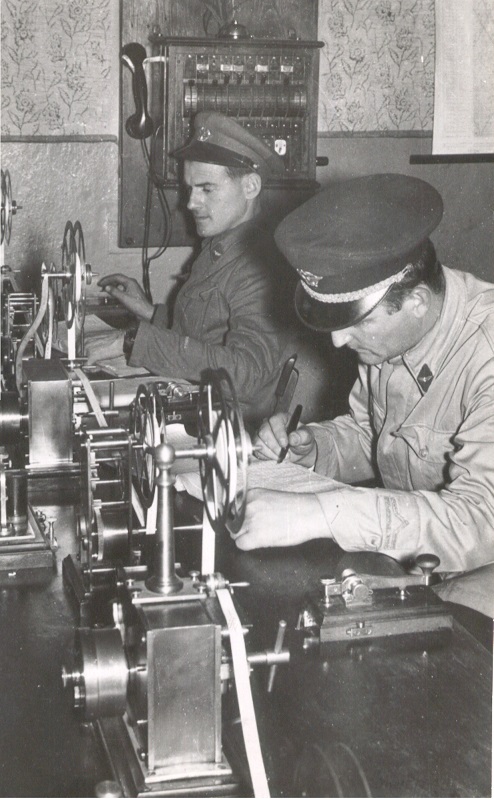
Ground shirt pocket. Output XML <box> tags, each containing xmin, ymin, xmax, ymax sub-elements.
<box><xmin>177</xmin><ymin>286</ymin><xmax>225</xmax><ymax>340</ymax></box>
<box><xmin>397</xmin><ymin>424</ymin><xmax>456</xmax><ymax>490</ymax></box>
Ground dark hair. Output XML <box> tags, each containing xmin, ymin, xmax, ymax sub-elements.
<box><xmin>383</xmin><ymin>239</ymin><xmax>444</xmax><ymax>313</ymax></box>
<box><xmin>225</xmin><ymin>164</ymin><xmax>261</xmax><ymax>182</ymax></box>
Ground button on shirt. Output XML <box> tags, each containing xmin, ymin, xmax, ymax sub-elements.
<box><xmin>310</xmin><ymin>267</ymin><xmax>494</xmax><ymax>572</ymax></box>
<box><xmin>129</xmin><ymin>219</ymin><xmax>290</xmax><ymax>422</ymax></box>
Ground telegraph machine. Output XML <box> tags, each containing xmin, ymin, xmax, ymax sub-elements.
<box><xmin>0</xmin><ymin>41</ymin><xmax>471</xmax><ymax>788</ymax></box>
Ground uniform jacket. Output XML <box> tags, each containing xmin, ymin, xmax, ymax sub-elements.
<box><xmin>130</xmin><ymin>218</ymin><xmax>292</xmax><ymax>422</ymax></box>
<box><xmin>310</xmin><ymin>267</ymin><xmax>494</xmax><ymax>573</ymax></box>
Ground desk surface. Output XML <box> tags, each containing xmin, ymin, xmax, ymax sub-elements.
<box><xmin>0</xmin><ymin>481</ymin><xmax>492</xmax><ymax>798</ymax></box>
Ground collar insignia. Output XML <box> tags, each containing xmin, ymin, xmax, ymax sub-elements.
<box><xmin>417</xmin><ymin>364</ymin><xmax>433</xmax><ymax>393</ymax></box>
<box><xmin>197</xmin><ymin>126</ymin><xmax>211</xmax><ymax>142</ymax></box>
<box><xmin>297</xmin><ymin>268</ymin><xmax>322</xmax><ymax>288</ymax></box>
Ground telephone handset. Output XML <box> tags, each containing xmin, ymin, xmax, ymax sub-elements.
<box><xmin>121</xmin><ymin>42</ymin><xmax>154</xmax><ymax>140</ymax></box>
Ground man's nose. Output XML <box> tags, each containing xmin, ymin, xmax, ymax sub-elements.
<box><xmin>187</xmin><ymin>189</ymin><xmax>201</xmax><ymax>210</ymax></box>
<box><xmin>331</xmin><ymin>327</ymin><xmax>354</xmax><ymax>348</ymax></box>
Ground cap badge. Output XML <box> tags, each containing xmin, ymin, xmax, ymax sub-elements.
<box><xmin>197</xmin><ymin>126</ymin><xmax>211</xmax><ymax>142</ymax></box>
<box><xmin>297</xmin><ymin>268</ymin><xmax>322</xmax><ymax>288</ymax></box>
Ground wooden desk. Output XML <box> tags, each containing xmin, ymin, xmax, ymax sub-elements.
<box><xmin>0</xmin><ymin>484</ymin><xmax>491</xmax><ymax>797</ymax></box>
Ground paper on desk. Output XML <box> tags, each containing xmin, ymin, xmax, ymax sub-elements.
<box><xmin>175</xmin><ymin>458</ymin><xmax>343</xmax><ymax>501</ymax></box>
<box><xmin>85</xmin><ymin>316</ymin><xmax>150</xmax><ymax>377</ymax></box>
<box><xmin>247</xmin><ymin>460</ymin><xmax>343</xmax><ymax>492</ymax></box>
<box><xmin>54</xmin><ymin>316</ymin><xmax>149</xmax><ymax>377</ymax></box>
<box><xmin>167</xmin><ymin>424</ymin><xmax>201</xmax><ymax>475</ymax></box>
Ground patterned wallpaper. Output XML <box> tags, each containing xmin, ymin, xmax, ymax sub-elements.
<box><xmin>318</xmin><ymin>0</ymin><xmax>435</xmax><ymax>133</ymax></box>
<box><xmin>1</xmin><ymin>0</ymin><xmax>118</xmax><ymax>137</ymax></box>
<box><xmin>1</xmin><ymin>0</ymin><xmax>435</xmax><ymax>138</ymax></box>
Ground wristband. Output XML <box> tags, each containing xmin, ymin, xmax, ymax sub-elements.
<box><xmin>123</xmin><ymin>325</ymin><xmax>138</xmax><ymax>362</ymax></box>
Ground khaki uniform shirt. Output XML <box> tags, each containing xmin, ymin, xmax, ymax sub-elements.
<box><xmin>130</xmin><ymin>219</ymin><xmax>291</xmax><ymax>422</ymax></box>
<box><xmin>311</xmin><ymin>267</ymin><xmax>494</xmax><ymax>572</ymax></box>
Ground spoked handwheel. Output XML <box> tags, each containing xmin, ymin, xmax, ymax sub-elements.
<box><xmin>60</xmin><ymin>220</ymin><xmax>92</xmax><ymax>355</ymax></box>
<box><xmin>131</xmin><ymin>383</ymin><xmax>166</xmax><ymax>509</ymax></box>
<box><xmin>1</xmin><ymin>169</ymin><xmax>13</xmax><ymax>245</ymax></box>
<box><xmin>293</xmin><ymin>741</ymin><xmax>372</xmax><ymax>798</ymax></box>
<box><xmin>39</xmin><ymin>264</ymin><xmax>56</xmax><ymax>355</ymax></box>
<box><xmin>197</xmin><ymin>368</ymin><xmax>250</xmax><ymax>536</ymax></box>
<box><xmin>73</xmin><ymin>220</ymin><xmax>92</xmax><ymax>332</ymax></box>
<box><xmin>61</xmin><ymin>221</ymin><xmax>76</xmax><ymax>328</ymax></box>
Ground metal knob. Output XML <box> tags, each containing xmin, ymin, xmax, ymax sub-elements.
<box><xmin>415</xmin><ymin>554</ymin><xmax>440</xmax><ymax>585</ymax></box>
<box><xmin>320</xmin><ymin>574</ymin><xmax>337</xmax><ymax>606</ymax></box>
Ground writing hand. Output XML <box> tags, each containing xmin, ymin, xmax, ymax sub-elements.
<box><xmin>253</xmin><ymin>412</ymin><xmax>317</xmax><ymax>468</ymax></box>
<box><xmin>98</xmin><ymin>274</ymin><xmax>153</xmax><ymax>321</ymax></box>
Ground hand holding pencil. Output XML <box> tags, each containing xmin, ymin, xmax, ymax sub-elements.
<box><xmin>253</xmin><ymin>406</ymin><xmax>317</xmax><ymax>469</ymax></box>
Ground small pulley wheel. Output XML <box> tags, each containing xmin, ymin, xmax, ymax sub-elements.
<box><xmin>65</xmin><ymin>627</ymin><xmax>128</xmax><ymax>722</ymax></box>
<box><xmin>197</xmin><ymin>368</ymin><xmax>249</xmax><ymax>535</ymax></box>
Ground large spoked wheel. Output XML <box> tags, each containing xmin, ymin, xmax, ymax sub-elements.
<box><xmin>61</xmin><ymin>221</ymin><xmax>76</xmax><ymax>328</ymax></box>
<box><xmin>131</xmin><ymin>384</ymin><xmax>166</xmax><ymax>509</ymax></box>
<box><xmin>197</xmin><ymin>368</ymin><xmax>249</xmax><ymax>536</ymax></box>
<box><xmin>73</xmin><ymin>220</ymin><xmax>92</xmax><ymax>331</ymax></box>
<box><xmin>61</xmin><ymin>220</ymin><xmax>92</xmax><ymax>335</ymax></box>
<box><xmin>39</xmin><ymin>265</ymin><xmax>56</xmax><ymax>353</ymax></box>
<box><xmin>293</xmin><ymin>741</ymin><xmax>372</xmax><ymax>798</ymax></box>
<box><xmin>1</xmin><ymin>169</ymin><xmax>13</xmax><ymax>245</ymax></box>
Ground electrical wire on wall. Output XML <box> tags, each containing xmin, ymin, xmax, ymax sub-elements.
<box><xmin>121</xmin><ymin>42</ymin><xmax>173</xmax><ymax>305</ymax></box>
<box><xmin>140</xmin><ymin>126</ymin><xmax>172</xmax><ymax>304</ymax></box>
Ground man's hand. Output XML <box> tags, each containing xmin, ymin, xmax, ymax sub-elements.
<box><xmin>85</xmin><ymin>329</ymin><xmax>125</xmax><ymax>366</ymax></box>
<box><xmin>234</xmin><ymin>488</ymin><xmax>330</xmax><ymax>550</ymax></box>
<box><xmin>253</xmin><ymin>412</ymin><xmax>317</xmax><ymax>468</ymax></box>
<box><xmin>98</xmin><ymin>274</ymin><xmax>154</xmax><ymax>322</ymax></box>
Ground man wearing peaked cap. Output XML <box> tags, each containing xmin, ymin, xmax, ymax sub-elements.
<box><xmin>237</xmin><ymin>173</ymin><xmax>494</xmax><ymax>615</ymax></box>
<box><xmin>275</xmin><ymin>172</ymin><xmax>444</xmax><ymax>334</ymax></box>
<box><xmin>171</xmin><ymin>110</ymin><xmax>286</xmax><ymax>182</ymax></box>
<box><xmin>85</xmin><ymin>111</ymin><xmax>293</xmax><ymax>423</ymax></box>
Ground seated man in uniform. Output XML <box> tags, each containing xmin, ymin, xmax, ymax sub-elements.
<box><xmin>85</xmin><ymin>111</ymin><xmax>292</xmax><ymax>423</ymax></box>
<box><xmin>236</xmin><ymin>173</ymin><xmax>494</xmax><ymax>581</ymax></box>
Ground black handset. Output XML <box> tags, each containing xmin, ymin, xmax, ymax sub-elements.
<box><xmin>121</xmin><ymin>42</ymin><xmax>154</xmax><ymax>140</ymax></box>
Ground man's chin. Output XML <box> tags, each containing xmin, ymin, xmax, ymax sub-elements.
<box><xmin>356</xmin><ymin>351</ymin><xmax>382</xmax><ymax>365</ymax></box>
<box><xmin>194</xmin><ymin>219</ymin><xmax>211</xmax><ymax>236</ymax></box>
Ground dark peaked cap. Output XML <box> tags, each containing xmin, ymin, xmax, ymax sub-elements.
<box><xmin>274</xmin><ymin>173</ymin><xmax>444</xmax><ymax>332</ymax></box>
<box><xmin>171</xmin><ymin>111</ymin><xmax>285</xmax><ymax>180</ymax></box>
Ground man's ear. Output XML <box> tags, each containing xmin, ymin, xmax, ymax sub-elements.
<box><xmin>406</xmin><ymin>284</ymin><xmax>433</xmax><ymax>319</ymax></box>
<box><xmin>242</xmin><ymin>172</ymin><xmax>262</xmax><ymax>200</ymax></box>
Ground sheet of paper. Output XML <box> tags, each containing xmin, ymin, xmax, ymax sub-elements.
<box><xmin>247</xmin><ymin>459</ymin><xmax>344</xmax><ymax>493</ymax></box>
<box><xmin>175</xmin><ymin>458</ymin><xmax>344</xmax><ymax>502</ymax></box>
<box><xmin>84</xmin><ymin>316</ymin><xmax>151</xmax><ymax>377</ymax></box>
<box><xmin>433</xmin><ymin>0</ymin><xmax>494</xmax><ymax>154</ymax></box>
<box><xmin>167</xmin><ymin>424</ymin><xmax>201</xmax><ymax>475</ymax></box>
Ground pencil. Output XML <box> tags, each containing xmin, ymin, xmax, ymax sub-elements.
<box><xmin>277</xmin><ymin>404</ymin><xmax>303</xmax><ymax>463</ymax></box>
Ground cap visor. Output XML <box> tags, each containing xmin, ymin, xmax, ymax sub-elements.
<box><xmin>294</xmin><ymin>282</ymin><xmax>389</xmax><ymax>332</ymax></box>
<box><xmin>171</xmin><ymin>141</ymin><xmax>256</xmax><ymax>170</ymax></box>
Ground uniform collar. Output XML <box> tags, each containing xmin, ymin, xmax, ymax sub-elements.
<box><xmin>202</xmin><ymin>217</ymin><xmax>263</xmax><ymax>263</ymax></box>
<box><xmin>401</xmin><ymin>267</ymin><xmax>467</xmax><ymax>392</ymax></box>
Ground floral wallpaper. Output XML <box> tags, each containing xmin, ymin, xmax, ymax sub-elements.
<box><xmin>1</xmin><ymin>0</ymin><xmax>435</xmax><ymax>137</ymax></box>
<box><xmin>318</xmin><ymin>0</ymin><xmax>435</xmax><ymax>133</ymax></box>
<box><xmin>1</xmin><ymin>0</ymin><xmax>118</xmax><ymax>137</ymax></box>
